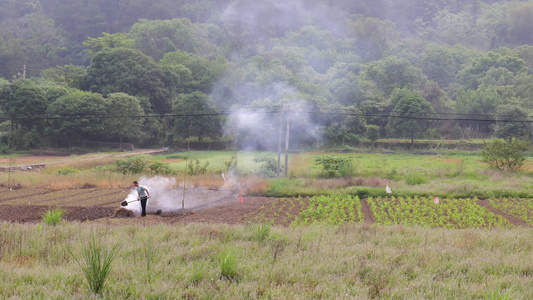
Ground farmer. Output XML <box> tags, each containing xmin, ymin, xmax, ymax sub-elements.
<box><xmin>133</xmin><ymin>181</ymin><xmax>150</xmax><ymax>217</ymax></box>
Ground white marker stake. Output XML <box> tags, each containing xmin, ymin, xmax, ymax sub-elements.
<box><xmin>433</xmin><ymin>197</ymin><xmax>439</xmax><ymax>204</ymax></box>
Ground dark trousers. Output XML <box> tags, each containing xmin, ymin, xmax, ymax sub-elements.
<box><xmin>140</xmin><ymin>197</ymin><xmax>148</xmax><ymax>216</ymax></box>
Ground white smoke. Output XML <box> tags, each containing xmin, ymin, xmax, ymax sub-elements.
<box><xmin>123</xmin><ymin>175</ymin><xmax>237</xmax><ymax>215</ymax></box>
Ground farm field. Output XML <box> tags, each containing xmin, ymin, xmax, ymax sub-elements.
<box><xmin>1</xmin><ymin>150</ymin><xmax>533</xmax><ymax>298</ymax></box>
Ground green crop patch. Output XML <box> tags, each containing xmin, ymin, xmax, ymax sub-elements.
<box><xmin>368</xmin><ymin>197</ymin><xmax>509</xmax><ymax>229</ymax></box>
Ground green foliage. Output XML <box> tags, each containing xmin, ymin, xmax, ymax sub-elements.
<box><xmin>250</xmin><ymin>223</ymin><xmax>271</xmax><ymax>242</ymax></box>
<box><xmin>366</xmin><ymin>125</ymin><xmax>380</xmax><ymax>144</ymax></box>
<box><xmin>42</xmin><ymin>208</ymin><xmax>65</xmax><ymax>226</ymax></box>
<box><xmin>481</xmin><ymin>138</ymin><xmax>530</xmax><ymax>172</ymax></box>
<box><xmin>40</xmin><ymin>64</ymin><xmax>87</xmax><ymax>89</ymax></box>
<box><xmin>113</xmin><ymin>155</ymin><xmax>174</xmax><ymax>175</ymax></box>
<box><xmin>172</xmin><ymin>92</ymin><xmax>224</xmax><ymax>142</ymax></box>
<box><xmin>81</xmin><ymin>47</ymin><xmax>177</xmax><ymax>113</ymax></box>
<box><xmin>405</xmin><ymin>173</ymin><xmax>427</xmax><ymax>185</ymax></box>
<box><xmin>83</xmin><ymin>32</ymin><xmax>134</xmax><ymax>55</ymax></box>
<box><xmin>388</xmin><ymin>91</ymin><xmax>435</xmax><ymax>144</ymax></box>
<box><xmin>70</xmin><ymin>235</ymin><xmax>120</xmax><ymax>295</ymax></box>
<box><xmin>56</xmin><ymin>167</ymin><xmax>79</xmax><ymax>176</ymax></box>
<box><xmin>293</xmin><ymin>195</ymin><xmax>363</xmax><ymax>225</ymax></box>
<box><xmin>224</xmin><ymin>155</ymin><xmax>237</xmax><ymax>172</ymax></box>
<box><xmin>187</xmin><ymin>158</ymin><xmax>209</xmax><ymax>176</ymax></box>
<box><xmin>314</xmin><ymin>155</ymin><xmax>354</xmax><ymax>178</ymax></box>
<box><xmin>219</xmin><ymin>247</ymin><xmax>239</xmax><ymax>280</ymax></box>
<box><xmin>46</xmin><ymin>90</ymin><xmax>108</xmax><ymax>140</ymax></box>
<box><xmin>0</xmin><ymin>80</ymin><xmax>49</xmax><ymax>130</ymax></box>
<box><xmin>252</xmin><ymin>155</ymin><xmax>279</xmax><ymax>177</ymax></box>
<box><xmin>492</xmin><ymin>104</ymin><xmax>533</xmax><ymax>140</ymax></box>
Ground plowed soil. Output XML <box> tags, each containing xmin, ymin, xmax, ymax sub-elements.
<box><xmin>0</xmin><ymin>189</ymin><xmax>527</xmax><ymax>227</ymax></box>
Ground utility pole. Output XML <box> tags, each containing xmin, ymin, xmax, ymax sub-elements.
<box><xmin>284</xmin><ymin>109</ymin><xmax>290</xmax><ymax>177</ymax></box>
<box><xmin>277</xmin><ymin>101</ymin><xmax>284</xmax><ymax>178</ymax></box>
<box><xmin>22</xmin><ymin>64</ymin><xmax>26</xmax><ymax>80</ymax></box>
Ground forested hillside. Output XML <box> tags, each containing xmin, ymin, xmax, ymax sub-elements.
<box><xmin>1</xmin><ymin>0</ymin><xmax>533</xmax><ymax>150</ymax></box>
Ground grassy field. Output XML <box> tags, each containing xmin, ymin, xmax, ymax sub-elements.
<box><xmin>1</xmin><ymin>222</ymin><xmax>531</xmax><ymax>299</ymax></box>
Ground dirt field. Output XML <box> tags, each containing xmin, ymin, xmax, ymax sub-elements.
<box><xmin>0</xmin><ymin>186</ymin><xmax>527</xmax><ymax>228</ymax></box>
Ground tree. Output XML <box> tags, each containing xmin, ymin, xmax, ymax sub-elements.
<box><xmin>492</xmin><ymin>104</ymin><xmax>533</xmax><ymax>140</ymax></box>
<box><xmin>0</xmin><ymin>80</ymin><xmax>49</xmax><ymax>130</ymax></box>
<box><xmin>128</xmin><ymin>18</ymin><xmax>203</xmax><ymax>61</ymax></box>
<box><xmin>388</xmin><ymin>91</ymin><xmax>435</xmax><ymax>146</ymax></box>
<box><xmin>172</xmin><ymin>92</ymin><xmax>224</xmax><ymax>142</ymax></box>
<box><xmin>481</xmin><ymin>138</ymin><xmax>530</xmax><ymax>172</ymax></box>
<box><xmin>159</xmin><ymin>50</ymin><xmax>227</xmax><ymax>94</ymax></box>
<box><xmin>46</xmin><ymin>91</ymin><xmax>108</xmax><ymax>140</ymax></box>
<box><xmin>105</xmin><ymin>93</ymin><xmax>145</xmax><ymax>145</ymax></box>
<box><xmin>82</xmin><ymin>32</ymin><xmax>134</xmax><ymax>56</ymax></box>
<box><xmin>82</xmin><ymin>48</ymin><xmax>177</xmax><ymax>113</ymax></box>
<box><xmin>366</xmin><ymin>124</ymin><xmax>380</xmax><ymax>145</ymax></box>
<box><xmin>40</xmin><ymin>64</ymin><xmax>87</xmax><ymax>89</ymax></box>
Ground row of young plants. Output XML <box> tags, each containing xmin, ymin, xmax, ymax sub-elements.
<box><xmin>489</xmin><ymin>198</ymin><xmax>533</xmax><ymax>225</ymax></box>
<box><xmin>368</xmin><ymin>197</ymin><xmax>509</xmax><ymax>229</ymax></box>
<box><xmin>292</xmin><ymin>194</ymin><xmax>364</xmax><ymax>225</ymax></box>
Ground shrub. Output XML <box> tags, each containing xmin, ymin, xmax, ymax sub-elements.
<box><xmin>56</xmin><ymin>167</ymin><xmax>79</xmax><ymax>175</ymax></box>
<box><xmin>70</xmin><ymin>235</ymin><xmax>120</xmax><ymax>295</ymax></box>
<box><xmin>113</xmin><ymin>155</ymin><xmax>174</xmax><ymax>175</ymax></box>
<box><xmin>481</xmin><ymin>138</ymin><xmax>530</xmax><ymax>172</ymax></box>
<box><xmin>314</xmin><ymin>155</ymin><xmax>354</xmax><ymax>178</ymax></box>
<box><xmin>252</xmin><ymin>155</ymin><xmax>280</xmax><ymax>177</ymax></box>
<box><xmin>43</xmin><ymin>208</ymin><xmax>65</xmax><ymax>226</ymax></box>
<box><xmin>187</xmin><ymin>158</ymin><xmax>209</xmax><ymax>175</ymax></box>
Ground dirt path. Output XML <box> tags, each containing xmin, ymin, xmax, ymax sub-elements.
<box><xmin>476</xmin><ymin>199</ymin><xmax>528</xmax><ymax>227</ymax></box>
<box><xmin>360</xmin><ymin>198</ymin><xmax>375</xmax><ymax>225</ymax></box>
<box><xmin>0</xmin><ymin>148</ymin><xmax>167</xmax><ymax>170</ymax></box>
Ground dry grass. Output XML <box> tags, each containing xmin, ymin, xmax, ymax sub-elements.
<box><xmin>0</xmin><ymin>222</ymin><xmax>531</xmax><ymax>299</ymax></box>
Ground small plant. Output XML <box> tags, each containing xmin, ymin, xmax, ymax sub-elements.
<box><xmin>70</xmin><ymin>235</ymin><xmax>120</xmax><ymax>295</ymax></box>
<box><xmin>251</xmin><ymin>223</ymin><xmax>271</xmax><ymax>242</ymax></box>
<box><xmin>56</xmin><ymin>167</ymin><xmax>79</xmax><ymax>175</ymax></box>
<box><xmin>187</xmin><ymin>158</ymin><xmax>209</xmax><ymax>175</ymax></box>
<box><xmin>42</xmin><ymin>208</ymin><xmax>65</xmax><ymax>226</ymax></box>
<box><xmin>219</xmin><ymin>247</ymin><xmax>239</xmax><ymax>280</ymax></box>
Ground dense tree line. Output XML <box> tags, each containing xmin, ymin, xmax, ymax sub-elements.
<box><xmin>1</xmin><ymin>0</ymin><xmax>533</xmax><ymax>150</ymax></box>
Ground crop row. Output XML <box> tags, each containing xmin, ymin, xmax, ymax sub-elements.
<box><xmin>244</xmin><ymin>197</ymin><xmax>306</xmax><ymax>226</ymax></box>
<box><xmin>292</xmin><ymin>195</ymin><xmax>364</xmax><ymax>226</ymax></box>
<box><xmin>0</xmin><ymin>188</ymin><xmax>51</xmax><ymax>202</ymax></box>
<box><xmin>368</xmin><ymin>197</ymin><xmax>509</xmax><ymax>229</ymax></box>
<box><xmin>489</xmin><ymin>198</ymin><xmax>533</xmax><ymax>225</ymax></box>
<box><xmin>5</xmin><ymin>189</ymin><xmax>126</xmax><ymax>207</ymax></box>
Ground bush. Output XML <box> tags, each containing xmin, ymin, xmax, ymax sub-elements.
<box><xmin>56</xmin><ymin>167</ymin><xmax>79</xmax><ymax>175</ymax></box>
<box><xmin>314</xmin><ymin>155</ymin><xmax>354</xmax><ymax>178</ymax></box>
<box><xmin>113</xmin><ymin>155</ymin><xmax>174</xmax><ymax>175</ymax></box>
<box><xmin>43</xmin><ymin>208</ymin><xmax>65</xmax><ymax>226</ymax></box>
<box><xmin>481</xmin><ymin>138</ymin><xmax>530</xmax><ymax>172</ymax></box>
<box><xmin>187</xmin><ymin>158</ymin><xmax>209</xmax><ymax>175</ymax></box>
<box><xmin>252</xmin><ymin>155</ymin><xmax>280</xmax><ymax>177</ymax></box>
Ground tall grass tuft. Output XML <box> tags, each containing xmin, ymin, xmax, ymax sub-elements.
<box><xmin>219</xmin><ymin>247</ymin><xmax>239</xmax><ymax>280</ymax></box>
<box><xmin>70</xmin><ymin>235</ymin><xmax>120</xmax><ymax>295</ymax></box>
<box><xmin>251</xmin><ymin>223</ymin><xmax>271</xmax><ymax>242</ymax></box>
<box><xmin>42</xmin><ymin>208</ymin><xmax>65</xmax><ymax>226</ymax></box>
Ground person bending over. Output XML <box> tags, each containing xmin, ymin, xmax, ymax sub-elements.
<box><xmin>133</xmin><ymin>181</ymin><xmax>150</xmax><ymax>217</ymax></box>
